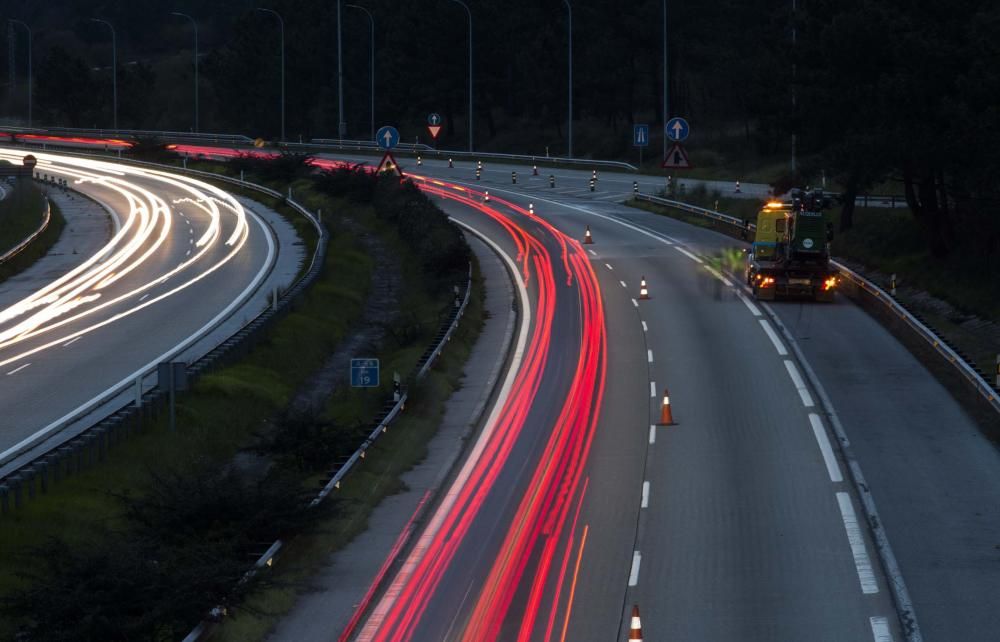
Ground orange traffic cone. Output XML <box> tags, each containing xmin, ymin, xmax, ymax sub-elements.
<box><xmin>629</xmin><ymin>605</ymin><xmax>643</xmax><ymax>641</ymax></box>
<box><xmin>659</xmin><ymin>388</ymin><xmax>676</xmax><ymax>425</ymax></box>
<box><xmin>484</xmin><ymin>190</ymin><xmax>490</xmax><ymax>203</ymax></box>
<box><xmin>583</xmin><ymin>225</ymin><xmax>594</xmax><ymax>244</ymax></box>
<box><xmin>639</xmin><ymin>276</ymin><xmax>650</xmax><ymax>300</ymax></box>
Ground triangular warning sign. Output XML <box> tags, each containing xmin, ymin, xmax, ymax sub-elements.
<box><xmin>661</xmin><ymin>143</ymin><xmax>693</xmax><ymax>169</ymax></box>
<box><xmin>427</xmin><ymin>125</ymin><xmax>442</xmax><ymax>139</ymax></box>
<box><xmin>376</xmin><ymin>151</ymin><xmax>403</xmax><ymax>177</ymax></box>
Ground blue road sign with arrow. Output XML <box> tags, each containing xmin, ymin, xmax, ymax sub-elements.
<box><xmin>376</xmin><ymin>125</ymin><xmax>400</xmax><ymax>150</ymax></box>
<box><xmin>428</xmin><ymin>113</ymin><xmax>442</xmax><ymax>126</ymax></box>
<box><xmin>665</xmin><ymin>117</ymin><xmax>690</xmax><ymax>142</ymax></box>
<box><xmin>634</xmin><ymin>124</ymin><xmax>650</xmax><ymax>147</ymax></box>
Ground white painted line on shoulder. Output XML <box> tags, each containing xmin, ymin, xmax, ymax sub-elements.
<box><xmin>641</xmin><ymin>481</ymin><xmax>650</xmax><ymax>508</ymax></box>
<box><xmin>647</xmin><ymin>349</ymin><xmax>654</xmax><ymax>363</ymax></box>
<box><xmin>784</xmin><ymin>360</ymin><xmax>815</xmax><ymax>407</ymax></box>
<box><xmin>759</xmin><ymin>319</ymin><xmax>788</xmax><ymax>355</ymax></box>
<box><xmin>588</xmin><ymin>249</ymin><xmax>597</xmax><ymax>257</ymax></box>
<box><xmin>837</xmin><ymin>492</ymin><xmax>879</xmax><ymax>594</ymax></box>
<box><xmin>619</xmin><ymin>280</ymin><xmax>627</xmax><ymax>288</ymax></box>
<box><xmin>641</xmin><ymin>321</ymin><xmax>648</xmax><ymax>332</ymax></box>
<box><xmin>62</xmin><ymin>336</ymin><xmax>82</xmax><ymax>347</ymax></box>
<box><xmin>628</xmin><ymin>551</ymin><xmax>642</xmax><ymax>587</ymax></box>
<box><xmin>674</xmin><ymin>246</ymin><xmax>704</xmax><ymax>264</ymax></box>
<box><xmin>809</xmin><ymin>413</ymin><xmax>844</xmax><ymax>482</ymax></box>
<box><xmin>869</xmin><ymin>616</ymin><xmax>893</xmax><ymax>642</ymax></box>
<box><xmin>631</xmin><ymin>298</ymin><xmax>639</xmax><ymax>308</ymax></box>
<box><xmin>649</xmin><ymin>425</ymin><xmax>656</xmax><ymax>444</ymax></box>
<box><xmin>605</xmin><ymin>263</ymin><xmax>614</xmax><ymax>271</ymax></box>
<box><xmin>7</xmin><ymin>363</ymin><xmax>30</xmax><ymax>375</ymax></box>
<box><xmin>650</xmin><ymin>382</ymin><xmax>657</xmax><ymax>398</ymax></box>
<box><xmin>737</xmin><ymin>292</ymin><xmax>762</xmax><ymax>317</ymax></box>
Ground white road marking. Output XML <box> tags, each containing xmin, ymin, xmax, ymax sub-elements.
<box><xmin>619</xmin><ymin>280</ymin><xmax>627</xmax><ymax>288</ymax></box>
<box><xmin>647</xmin><ymin>349</ymin><xmax>653</xmax><ymax>363</ymax></box>
<box><xmin>809</xmin><ymin>413</ymin><xmax>844</xmax><ymax>482</ymax></box>
<box><xmin>650</xmin><ymin>382</ymin><xmax>657</xmax><ymax>398</ymax></box>
<box><xmin>641</xmin><ymin>321</ymin><xmax>648</xmax><ymax>332</ymax></box>
<box><xmin>62</xmin><ymin>336</ymin><xmax>82</xmax><ymax>347</ymax></box>
<box><xmin>737</xmin><ymin>291</ymin><xmax>762</xmax><ymax>316</ymax></box>
<box><xmin>139</xmin><ymin>293</ymin><xmax>149</xmax><ymax>302</ymax></box>
<box><xmin>641</xmin><ymin>481</ymin><xmax>650</xmax><ymax>508</ymax></box>
<box><xmin>189</xmin><ymin>238</ymin><xmax>194</xmax><ymax>244</ymax></box>
<box><xmin>188</xmin><ymin>228</ymin><xmax>193</xmax><ymax>234</ymax></box>
<box><xmin>649</xmin><ymin>424</ymin><xmax>656</xmax><ymax>444</ymax></box>
<box><xmin>674</xmin><ymin>246</ymin><xmax>704</xmax><ymax>263</ymax></box>
<box><xmin>605</xmin><ymin>263</ymin><xmax>614</xmax><ymax>271</ymax></box>
<box><xmin>836</xmin><ymin>492</ymin><xmax>879</xmax><ymax>594</ymax></box>
<box><xmin>7</xmin><ymin>363</ymin><xmax>30</xmax><ymax>375</ymax></box>
<box><xmin>587</xmin><ymin>249</ymin><xmax>598</xmax><ymax>257</ymax></box>
<box><xmin>631</xmin><ymin>298</ymin><xmax>639</xmax><ymax>308</ymax></box>
<box><xmin>595</xmin><ymin>192</ymin><xmax>629</xmax><ymax>202</ymax></box>
<box><xmin>869</xmin><ymin>616</ymin><xmax>893</xmax><ymax>642</ymax></box>
<box><xmin>628</xmin><ymin>551</ymin><xmax>642</xmax><ymax>586</ymax></box>
<box><xmin>759</xmin><ymin>319</ymin><xmax>788</xmax><ymax>355</ymax></box>
<box><xmin>186</xmin><ymin>250</ymin><xmax>191</xmax><ymax>256</ymax></box>
<box><xmin>703</xmin><ymin>265</ymin><xmax>732</xmax><ymax>286</ymax></box>
<box><xmin>784</xmin><ymin>360</ymin><xmax>815</xmax><ymax>407</ymax></box>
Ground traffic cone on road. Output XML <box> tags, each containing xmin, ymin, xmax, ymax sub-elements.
<box><xmin>735</xmin><ymin>180</ymin><xmax>742</xmax><ymax>194</ymax></box>
<box><xmin>658</xmin><ymin>388</ymin><xmax>676</xmax><ymax>425</ymax></box>
<box><xmin>484</xmin><ymin>190</ymin><xmax>490</xmax><ymax>203</ymax></box>
<box><xmin>639</xmin><ymin>277</ymin><xmax>650</xmax><ymax>300</ymax></box>
<box><xmin>629</xmin><ymin>605</ymin><xmax>643</xmax><ymax>642</ymax></box>
<box><xmin>583</xmin><ymin>225</ymin><xmax>594</xmax><ymax>244</ymax></box>
<box><xmin>533</xmin><ymin>164</ymin><xmax>539</xmax><ymax>176</ymax></box>
<box><xmin>448</xmin><ymin>158</ymin><xmax>454</xmax><ymax>168</ymax></box>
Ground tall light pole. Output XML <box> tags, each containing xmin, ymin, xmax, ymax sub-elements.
<box><xmin>255</xmin><ymin>7</ymin><xmax>285</xmax><ymax>141</ymax></box>
<box><xmin>90</xmin><ymin>18</ymin><xmax>117</xmax><ymax>130</ymax></box>
<box><xmin>448</xmin><ymin>0</ymin><xmax>473</xmax><ymax>152</ymax></box>
<box><xmin>337</xmin><ymin>0</ymin><xmax>346</xmax><ymax>139</ymax></box>
<box><xmin>8</xmin><ymin>20</ymin><xmax>30</xmax><ymax>127</ymax></box>
<box><xmin>170</xmin><ymin>12</ymin><xmax>199</xmax><ymax>132</ymax></box>
<box><xmin>791</xmin><ymin>0</ymin><xmax>797</xmax><ymax>175</ymax></box>
<box><xmin>346</xmin><ymin>5</ymin><xmax>374</xmax><ymax>141</ymax></box>
<box><xmin>562</xmin><ymin>0</ymin><xmax>572</xmax><ymax>158</ymax></box>
<box><xmin>662</xmin><ymin>0</ymin><xmax>668</xmax><ymax>161</ymax></box>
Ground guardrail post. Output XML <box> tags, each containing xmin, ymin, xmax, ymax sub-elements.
<box><xmin>890</xmin><ymin>273</ymin><xmax>897</xmax><ymax>297</ymax></box>
<box><xmin>995</xmin><ymin>354</ymin><xmax>999</xmax><ymax>389</ymax></box>
<box><xmin>10</xmin><ymin>476</ymin><xmax>23</xmax><ymax>510</ymax></box>
<box><xmin>0</xmin><ymin>484</ymin><xmax>8</xmax><ymax>515</ymax></box>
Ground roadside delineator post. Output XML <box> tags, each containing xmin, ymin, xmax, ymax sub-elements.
<box><xmin>735</xmin><ymin>179</ymin><xmax>742</xmax><ymax>194</ymax></box>
<box><xmin>589</xmin><ymin>177</ymin><xmax>596</xmax><ymax>192</ymax></box>
<box><xmin>639</xmin><ymin>276</ymin><xmax>650</xmax><ymax>300</ymax></box>
<box><xmin>629</xmin><ymin>605</ymin><xmax>643</xmax><ymax>642</ymax></box>
<box><xmin>484</xmin><ymin>190</ymin><xmax>490</xmax><ymax>203</ymax></box>
<box><xmin>417</xmin><ymin>155</ymin><xmax>422</xmax><ymax>166</ymax></box>
<box><xmin>890</xmin><ymin>273</ymin><xmax>897</xmax><ymax>296</ymax></box>
<box><xmin>529</xmin><ymin>203</ymin><xmax>534</xmax><ymax>215</ymax></box>
<box><xmin>533</xmin><ymin>164</ymin><xmax>539</xmax><ymax>176</ymax></box>
<box><xmin>549</xmin><ymin>174</ymin><xmax>556</xmax><ymax>188</ymax></box>
<box><xmin>512</xmin><ymin>171</ymin><xmax>517</xmax><ymax>185</ymax></box>
<box><xmin>995</xmin><ymin>354</ymin><xmax>999</xmax><ymax>389</ymax></box>
<box><xmin>583</xmin><ymin>225</ymin><xmax>594</xmax><ymax>244</ymax></box>
<box><xmin>658</xmin><ymin>388</ymin><xmax>676</xmax><ymax>425</ymax></box>
<box><xmin>633</xmin><ymin>181</ymin><xmax>639</xmax><ymax>195</ymax></box>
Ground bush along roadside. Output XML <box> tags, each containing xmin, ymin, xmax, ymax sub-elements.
<box><xmin>0</xmin><ymin>164</ymin><xmax>478</xmax><ymax>642</ymax></box>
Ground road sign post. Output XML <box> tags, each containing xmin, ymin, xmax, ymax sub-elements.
<box><xmin>351</xmin><ymin>358</ymin><xmax>380</xmax><ymax>387</ymax></box>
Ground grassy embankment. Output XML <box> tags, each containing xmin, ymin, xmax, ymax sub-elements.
<box><xmin>0</xmin><ymin>181</ymin><xmax>66</xmax><ymax>285</ymax></box>
<box><xmin>0</xmin><ymin>168</ymin><xmax>484</xmax><ymax>640</ymax></box>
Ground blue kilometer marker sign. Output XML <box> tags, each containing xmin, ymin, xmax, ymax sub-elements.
<box><xmin>634</xmin><ymin>124</ymin><xmax>650</xmax><ymax>147</ymax></box>
<box><xmin>351</xmin><ymin>358</ymin><xmax>380</xmax><ymax>387</ymax></box>
<box><xmin>665</xmin><ymin>117</ymin><xmax>690</xmax><ymax>142</ymax></box>
<box><xmin>376</xmin><ymin>125</ymin><xmax>400</xmax><ymax>150</ymax></box>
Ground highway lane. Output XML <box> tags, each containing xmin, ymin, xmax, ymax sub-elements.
<box><xmin>0</xmin><ymin>149</ymin><xmax>277</xmax><ymax>466</ymax></box>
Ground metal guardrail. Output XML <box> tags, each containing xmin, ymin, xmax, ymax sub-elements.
<box><xmin>4</xmin><ymin>125</ymin><xmax>255</xmax><ymax>146</ymax></box>
<box><xmin>634</xmin><ymin>192</ymin><xmax>1000</xmax><ymax>416</ymax></box>
<box><xmin>0</xmin><ymin>193</ymin><xmax>50</xmax><ymax>265</ymax></box>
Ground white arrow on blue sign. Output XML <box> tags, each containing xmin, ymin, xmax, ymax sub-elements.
<box><xmin>428</xmin><ymin>113</ymin><xmax>442</xmax><ymax>126</ymax></box>
<box><xmin>376</xmin><ymin>125</ymin><xmax>400</xmax><ymax>150</ymax></box>
<box><xmin>633</xmin><ymin>124</ymin><xmax>650</xmax><ymax>147</ymax></box>
<box><xmin>665</xmin><ymin>117</ymin><xmax>690</xmax><ymax>142</ymax></box>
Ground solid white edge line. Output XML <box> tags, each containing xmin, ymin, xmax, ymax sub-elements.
<box><xmin>674</xmin><ymin>246</ymin><xmax>704</xmax><ymax>263</ymax></box>
<box><xmin>641</xmin><ymin>481</ymin><xmax>650</xmax><ymax>508</ymax></box>
<box><xmin>783</xmin><ymin>359</ymin><xmax>815</xmax><ymax>407</ymax></box>
<box><xmin>759</xmin><ymin>319</ymin><xmax>789</xmax><ymax>355</ymax></box>
<box><xmin>6</xmin><ymin>363</ymin><xmax>30</xmax><ymax>375</ymax></box>
<box><xmin>837</xmin><ymin>491</ymin><xmax>880</xmax><ymax>594</ymax></box>
<box><xmin>647</xmin><ymin>349</ymin><xmax>653</xmax><ymax>363</ymax></box>
<box><xmin>650</xmin><ymin>381</ymin><xmax>656</xmax><ymax>398</ymax></box>
<box><xmin>628</xmin><ymin>550</ymin><xmax>642</xmax><ymax>586</ymax></box>
<box><xmin>809</xmin><ymin>413</ymin><xmax>844</xmax><ymax>483</ymax></box>
<box><xmin>736</xmin><ymin>291</ymin><xmax>762</xmax><ymax>317</ymax></box>
<box><xmin>648</xmin><ymin>424</ymin><xmax>656</xmax><ymax>444</ymax></box>
<box><xmin>870</xmin><ymin>616</ymin><xmax>893</xmax><ymax>642</ymax></box>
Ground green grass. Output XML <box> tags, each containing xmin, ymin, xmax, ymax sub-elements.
<box><xmin>0</xmin><ymin>185</ymin><xmax>65</xmax><ymax>285</ymax></box>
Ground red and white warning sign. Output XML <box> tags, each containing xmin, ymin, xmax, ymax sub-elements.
<box><xmin>427</xmin><ymin>125</ymin><xmax>442</xmax><ymax>139</ymax></box>
<box><xmin>377</xmin><ymin>151</ymin><xmax>403</xmax><ymax>177</ymax></box>
<box><xmin>661</xmin><ymin>143</ymin><xmax>693</xmax><ymax>169</ymax></box>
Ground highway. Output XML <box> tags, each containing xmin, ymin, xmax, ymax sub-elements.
<box><xmin>0</xmin><ymin>149</ymin><xmax>278</xmax><ymax>469</ymax></box>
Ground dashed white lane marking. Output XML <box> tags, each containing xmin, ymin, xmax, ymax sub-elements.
<box><xmin>641</xmin><ymin>481</ymin><xmax>650</xmax><ymax>508</ymax></box>
<box><xmin>784</xmin><ymin>360</ymin><xmax>815</xmax><ymax>407</ymax></box>
<box><xmin>704</xmin><ymin>265</ymin><xmax>732</xmax><ymax>286</ymax></box>
<box><xmin>628</xmin><ymin>551</ymin><xmax>642</xmax><ymax>586</ymax></box>
<box><xmin>189</xmin><ymin>238</ymin><xmax>194</xmax><ymax>244</ymax></box>
<box><xmin>836</xmin><ymin>492</ymin><xmax>879</xmax><ymax>594</ymax></box>
<box><xmin>641</xmin><ymin>321</ymin><xmax>648</xmax><ymax>332</ymax></box>
<box><xmin>7</xmin><ymin>363</ymin><xmax>31</xmax><ymax>375</ymax></box>
<box><xmin>619</xmin><ymin>280</ymin><xmax>627</xmax><ymax>288</ymax></box>
<box><xmin>647</xmin><ymin>349</ymin><xmax>654</xmax><ymax>363</ymax></box>
<box><xmin>62</xmin><ymin>336</ymin><xmax>82</xmax><ymax>347</ymax></box>
<box><xmin>650</xmin><ymin>382</ymin><xmax>657</xmax><ymax>398</ymax></box>
<box><xmin>605</xmin><ymin>263</ymin><xmax>614</xmax><ymax>271</ymax></box>
<box><xmin>648</xmin><ymin>425</ymin><xmax>656</xmax><ymax>444</ymax></box>
<box><xmin>869</xmin><ymin>616</ymin><xmax>893</xmax><ymax>642</ymax></box>
<box><xmin>631</xmin><ymin>298</ymin><xmax>639</xmax><ymax>308</ymax></box>
<box><xmin>759</xmin><ymin>319</ymin><xmax>788</xmax><ymax>355</ymax></box>
<box><xmin>188</xmin><ymin>228</ymin><xmax>193</xmax><ymax>234</ymax></box>
<box><xmin>186</xmin><ymin>250</ymin><xmax>191</xmax><ymax>256</ymax></box>
<box><xmin>674</xmin><ymin>246</ymin><xmax>704</xmax><ymax>263</ymax></box>
<box><xmin>737</xmin><ymin>291</ymin><xmax>762</xmax><ymax>316</ymax></box>
<box><xmin>139</xmin><ymin>293</ymin><xmax>149</xmax><ymax>302</ymax></box>
<box><xmin>809</xmin><ymin>414</ymin><xmax>844</xmax><ymax>482</ymax></box>
<box><xmin>587</xmin><ymin>249</ymin><xmax>597</xmax><ymax>257</ymax></box>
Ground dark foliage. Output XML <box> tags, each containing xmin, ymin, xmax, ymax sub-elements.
<box><xmin>125</xmin><ymin>136</ymin><xmax>173</xmax><ymax>163</ymax></box>
<box><xmin>257</xmin><ymin>414</ymin><xmax>369</xmax><ymax>472</ymax></box>
<box><xmin>226</xmin><ymin>151</ymin><xmax>315</xmax><ymax>184</ymax></box>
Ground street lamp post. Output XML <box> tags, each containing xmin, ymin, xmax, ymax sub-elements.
<box><xmin>255</xmin><ymin>8</ymin><xmax>285</xmax><ymax>141</ymax></box>
<box><xmin>346</xmin><ymin>5</ymin><xmax>374</xmax><ymax>142</ymax></box>
<box><xmin>170</xmin><ymin>12</ymin><xmax>199</xmax><ymax>132</ymax></box>
<box><xmin>662</xmin><ymin>0</ymin><xmax>668</xmax><ymax>161</ymax></box>
<box><xmin>90</xmin><ymin>18</ymin><xmax>117</xmax><ymax>130</ymax></box>
<box><xmin>448</xmin><ymin>0</ymin><xmax>473</xmax><ymax>152</ymax></box>
<box><xmin>337</xmin><ymin>0</ymin><xmax>346</xmax><ymax>139</ymax></box>
<box><xmin>8</xmin><ymin>20</ymin><xmax>31</xmax><ymax>127</ymax></box>
<box><xmin>563</xmin><ymin>0</ymin><xmax>572</xmax><ymax>158</ymax></box>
